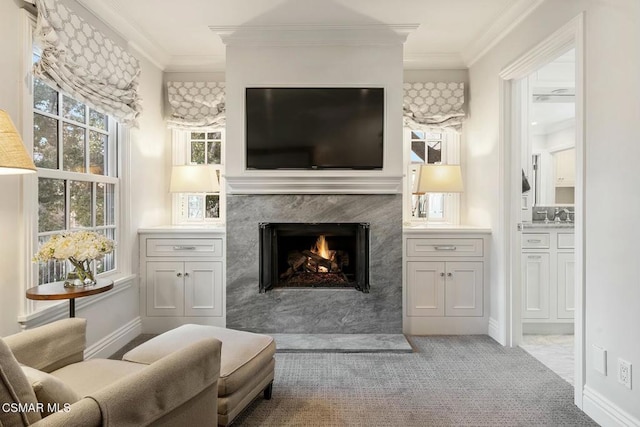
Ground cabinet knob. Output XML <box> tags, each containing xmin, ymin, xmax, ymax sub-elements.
<box><xmin>440</xmin><ymin>272</ymin><xmax>445</xmax><ymax>277</ymax></box>
<box><xmin>177</xmin><ymin>273</ymin><xmax>182</xmax><ymax>277</ymax></box>
<box><xmin>447</xmin><ymin>272</ymin><xmax>453</xmax><ymax>277</ymax></box>
<box><xmin>184</xmin><ymin>272</ymin><xmax>190</xmax><ymax>277</ymax></box>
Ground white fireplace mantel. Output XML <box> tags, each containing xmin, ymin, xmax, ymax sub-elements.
<box><xmin>224</xmin><ymin>174</ymin><xmax>403</xmax><ymax>195</ymax></box>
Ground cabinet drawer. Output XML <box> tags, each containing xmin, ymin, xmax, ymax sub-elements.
<box><xmin>146</xmin><ymin>239</ymin><xmax>223</xmax><ymax>257</ymax></box>
<box><xmin>406</xmin><ymin>238</ymin><xmax>483</xmax><ymax>257</ymax></box>
<box><xmin>557</xmin><ymin>233</ymin><xmax>575</xmax><ymax>249</ymax></box>
<box><xmin>522</xmin><ymin>233</ymin><xmax>550</xmax><ymax>249</ymax></box>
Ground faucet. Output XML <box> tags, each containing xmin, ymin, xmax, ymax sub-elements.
<box><xmin>553</xmin><ymin>208</ymin><xmax>572</xmax><ymax>223</ymax></box>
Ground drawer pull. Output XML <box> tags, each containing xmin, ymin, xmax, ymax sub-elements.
<box><xmin>527</xmin><ymin>255</ymin><xmax>542</xmax><ymax>259</ymax></box>
<box><xmin>527</xmin><ymin>239</ymin><xmax>542</xmax><ymax>243</ymax></box>
<box><xmin>172</xmin><ymin>246</ymin><xmax>196</xmax><ymax>250</ymax></box>
<box><xmin>434</xmin><ymin>246</ymin><xmax>457</xmax><ymax>251</ymax></box>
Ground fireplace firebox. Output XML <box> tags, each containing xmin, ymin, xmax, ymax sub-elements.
<box><xmin>259</xmin><ymin>222</ymin><xmax>370</xmax><ymax>293</ymax></box>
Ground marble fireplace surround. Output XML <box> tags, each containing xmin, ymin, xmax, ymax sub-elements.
<box><xmin>226</xmin><ymin>194</ymin><xmax>402</xmax><ymax>334</ymax></box>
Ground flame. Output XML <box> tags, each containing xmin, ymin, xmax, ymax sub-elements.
<box><xmin>311</xmin><ymin>235</ymin><xmax>334</xmax><ymax>272</ymax></box>
<box><xmin>312</xmin><ymin>235</ymin><xmax>331</xmax><ymax>260</ymax></box>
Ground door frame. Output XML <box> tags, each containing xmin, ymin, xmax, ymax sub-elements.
<box><xmin>498</xmin><ymin>13</ymin><xmax>585</xmax><ymax>408</ymax></box>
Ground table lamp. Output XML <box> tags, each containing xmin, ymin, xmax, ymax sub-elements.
<box><xmin>169</xmin><ymin>165</ymin><xmax>219</xmax><ymax>193</ymax></box>
<box><xmin>0</xmin><ymin>110</ymin><xmax>37</xmax><ymax>175</ymax></box>
<box><xmin>413</xmin><ymin>164</ymin><xmax>464</xmax><ymax>219</ymax></box>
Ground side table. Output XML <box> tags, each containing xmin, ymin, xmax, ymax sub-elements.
<box><xmin>26</xmin><ymin>280</ymin><xmax>114</xmax><ymax>317</ymax></box>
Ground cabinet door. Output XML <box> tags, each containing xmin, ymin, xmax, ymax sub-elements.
<box><xmin>554</xmin><ymin>148</ymin><xmax>575</xmax><ymax>186</ymax></box>
<box><xmin>521</xmin><ymin>253</ymin><xmax>550</xmax><ymax>319</ymax></box>
<box><xmin>146</xmin><ymin>261</ymin><xmax>184</xmax><ymax>316</ymax></box>
<box><xmin>444</xmin><ymin>262</ymin><xmax>483</xmax><ymax>317</ymax></box>
<box><xmin>406</xmin><ymin>261</ymin><xmax>445</xmax><ymax>316</ymax></box>
<box><xmin>184</xmin><ymin>261</ymin><xmax>223</xmax><ymax>317</ymax></box>
<box><xmin>557</xmin><ymin>252</ymin><xmax>575</xmax><ymax>319</ymax></box>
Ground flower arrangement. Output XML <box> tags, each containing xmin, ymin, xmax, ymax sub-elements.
<box><xmin>33</xmin><ymin>230</ymin><xmax>115</xmax><ymax>286</ymax></box>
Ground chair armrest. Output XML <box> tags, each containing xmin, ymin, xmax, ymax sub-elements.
<box><xmin>89</xmin><ymin>338</ymin><xmax>221</xmax><ymax>427</ymax></box>
<box><xmin>31</xmin><ymin>398</ymin><xmax>101</xmax><ymax>427</ymax></box>
<box><xmin>4</xmin><ymin>318</ymin><xmax>86</xmax><ymax>372</ymax></box>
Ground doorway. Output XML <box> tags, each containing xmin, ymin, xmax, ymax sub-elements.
<box><xmin>499</xmin><ymin>14</ymin><xmax>585</xmax><ymax>407</ymax></box>
<box><xmin>519</xmin><ymin>48</ymin><xmax>576</xmax><ymax>385</ymax></box>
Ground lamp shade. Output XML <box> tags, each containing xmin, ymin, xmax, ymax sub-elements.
<box><xmin>170</xmin><ymin>165</ymin><xmax>219</xmax><ymax>193</ymax></box>
<box><xmin>414</xmin><ymin>164</ymin><xmax>464</xmax><ymax>194</ymax></box>
<box><xmin>0</xmin><ymin>110</ymin><xmax>37</xmax><ymax>175</ymax></box>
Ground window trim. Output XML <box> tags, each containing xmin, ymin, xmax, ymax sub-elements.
<box><xmin>20</xmin><ymin>11</ymin><xmax>131</xmax><ymax>317</ymax></box>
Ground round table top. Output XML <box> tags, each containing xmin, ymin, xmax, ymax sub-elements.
<box><xmin>26</xmin><ymin>280</ymin><xmax>114</xmax><ymax>301</ymax></box>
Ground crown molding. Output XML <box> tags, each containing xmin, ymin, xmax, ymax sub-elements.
<box><xmin>210</xmin><ymin>24</ymin><xmax>419</xmax><ymax>47</ymax></box>
<box><xmin>164</xmin><ymin>55</ymin><xmax>227</xmax><ymax>73</ymax></box>
<box><xmin>462</xmin><ymin>0</ymin><xmax>545</xmax><ymax>67</ymax></box>
<box><xmin>75</xmin><ymin>0</ymin><xmax>170</xmax><ymax>70</ymax></box>
<box><xmin>403</xmin><ymin>53</ymin><xmax>466</xmax><ymax>70</ymax></box>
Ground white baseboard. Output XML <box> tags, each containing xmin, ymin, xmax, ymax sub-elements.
<box><xmin>488</xmin><ymin>317</ymin><xmax>504</xmax><ymax>345</ymax></box>
<box><xmin>84</xmin><ymin>316</ymin><xmax>142</xmax><ymax>359</ymax></box>
<box><xmin>583</xmin><ymin>385</ymin><xmax>640</xmax><ymax>427</ymax></box>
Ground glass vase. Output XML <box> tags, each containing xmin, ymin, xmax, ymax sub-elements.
<box><xmin>64</xmin><ymin>258</ymin><xmax>96</xmax><ymax>287</ymax></box>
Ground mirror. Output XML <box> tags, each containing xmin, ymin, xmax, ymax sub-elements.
<box><xmin>524</xmin><ymin>49</ymin><xmax>576</xmax><ymax>207</ymax></box>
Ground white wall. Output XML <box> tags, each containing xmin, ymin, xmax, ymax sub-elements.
<box><xmin>0</xmin><ymin>1</ymin><xmax>168</xmax><ymax>358</ymax></box>
<box><xmin>467</xmin><ymin>0</ymin><xmax>640</xmax><ymax>423</ymax></box>
<box><xmin>0</xmin><ymin>0</ymin><xmax>28</xmax><ymax>337</ymax></box>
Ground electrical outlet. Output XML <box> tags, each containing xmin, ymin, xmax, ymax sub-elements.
<box><xmin>618</xmin><ymin>359</ymin><xmax>632</xmax><ymax>390</ymax></box>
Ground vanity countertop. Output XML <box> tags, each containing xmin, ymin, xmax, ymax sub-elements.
<box><xmin>522</xmin><ymin>221</ymin><xmax>574</xmax><ymax>230</ymax></box>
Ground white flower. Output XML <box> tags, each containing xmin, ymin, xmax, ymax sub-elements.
<box><xmin>33</xmin><ymin>231</ymin><xmax>115</xmax><ymax>263</ymax></box>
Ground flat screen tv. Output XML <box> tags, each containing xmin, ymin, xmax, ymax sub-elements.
<box><xmin>245</xmin><ymin>87</ymin><xmax>384</xmax><ymax>170</ymax></box>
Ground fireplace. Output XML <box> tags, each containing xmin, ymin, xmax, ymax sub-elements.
<box><xmin>259</xmin><ymin>222</ymin><xmax>370</xmax><ymax>293</ymax></box>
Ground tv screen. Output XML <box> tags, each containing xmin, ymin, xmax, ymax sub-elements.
<box><xmin>245</xmin><ymin>87</ymin><xmax>384</xmax><ymax>170</ymax></box>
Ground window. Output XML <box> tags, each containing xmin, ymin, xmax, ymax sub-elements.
<box><xmin>405</xmin><ymin>129</ymin><xmax>461</xmax><ymax>224</ymax></box>
<box><xmin>173</xmin><ymin>130</ymin><xmax>224</xmax><ymax>224</ymax></box>
<box><xmin>33</xmin><ymin>78</ymin><xmax>119</xmax><ymax>285</ymax></box>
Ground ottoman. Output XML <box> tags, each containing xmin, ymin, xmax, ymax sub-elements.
<box><xmin>122</xmin><ymin>325</ymin><xmax>275</xmax><ymax>426</ymax></box>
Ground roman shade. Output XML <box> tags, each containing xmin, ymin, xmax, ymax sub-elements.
<box><xmin>166</xmin><ymin>81</ymin><xmax>226</xmax><ymax>129</ymax></box>
<box><xmin>403</xmin><ymin>82</ymin><xmax>465</xmax><ymax>130</ymax></box>
<box><xmin>33</xmin><ymin>0</ymin><xmax>142</xmax><ymax>127</ymax></box>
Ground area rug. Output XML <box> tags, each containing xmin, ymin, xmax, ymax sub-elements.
<box><xmin>233</xmin><ymin>335</ymin><xmax>596</xmax><ymax>426</ymax></box>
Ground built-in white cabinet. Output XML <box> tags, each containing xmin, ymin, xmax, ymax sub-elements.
<box><xmin>139</xmin><ymin>228</ymin><xmax>226</xmax><ymax>333</ymax></box>
<box><xmin>521</xmin><ymin>229</ymin><xmax>574</xmax><ymax>331</ymax></box>
<box><xmin>403</xmin><ymin>229</ymin><xmax>490</xmax><ymax>334</ymax></box>
<box><xmin>554</xmin><ymin>148</ymin><xmax>575</xmax><ymax>187</ymax></box>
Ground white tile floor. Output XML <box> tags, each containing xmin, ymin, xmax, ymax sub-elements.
<box><xmin>520</xmin><ymin>334</ymin><xmax>574</xmax><ymax>385</ymax></box>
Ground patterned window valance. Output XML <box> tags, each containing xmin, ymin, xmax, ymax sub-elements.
<box><xmin>33</xmin><ymin>0</ymin><xmax>142</xmax><ymax>127</ymax></box>
<box><xmin>403</xmin><ymin>82</ymin><xmax>465</xmax><ymax>131</ymax></box>
<box><xmin>166</xmin><ymin>82</ymin><xmax>226</xmax><ymax>129</ymax></box>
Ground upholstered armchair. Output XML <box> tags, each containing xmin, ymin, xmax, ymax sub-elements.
<box><xmin>0</xmin><ymin>318</ymin><xmax>221</xmax><ymax>426</ymax></box>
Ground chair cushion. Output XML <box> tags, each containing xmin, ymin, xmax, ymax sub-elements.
<box><xmin>0</xmin><ymin>338</ymin><xmax>42</xmax><ymax>426</ymax></box>
<box><xmin>123</xmin><ymin>325</ymin><xmax>276</xmax><ymax>395</ymax></box>
<box><xmin>21</xmin><ymin>366</ymin><xmax>80</xmax><ymax>417</ymax></box>
<box><xmin>50</xmin><ymin>359</ymin><xmax>146</xmax><ymax>397</ymax></box>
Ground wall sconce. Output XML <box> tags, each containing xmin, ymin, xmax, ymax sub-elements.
<box><xmin>0</xmin><ymin>110</ymin><xmax>37</xmax><ymax>175</ymax></box>
<box><xmin>170</xmin><ymin>165</ymin><xmax>219</xmax><ymax>193</ymax></box>
<box><xmin>413</xmin><ymin>164</ymin><xmax>464</xmax><ymax>220</ymax></box>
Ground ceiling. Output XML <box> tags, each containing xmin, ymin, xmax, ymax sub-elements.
<box><xmin>76</xmin><ymin>0</ymin><xmax>543</xmax><ymax>72</ymax></box>
<box><xmin>531</xmin><ymin>49</ymin><xmax>576</xmax><ymax>134</ymax></box>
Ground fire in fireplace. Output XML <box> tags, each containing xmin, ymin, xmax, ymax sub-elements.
<box><xmin>259</xmin><ymin>222</ymin><xmax>370</xmax><ymax>293</ymax></box>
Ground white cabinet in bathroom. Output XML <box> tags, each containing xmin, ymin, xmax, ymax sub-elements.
<box><xmin>521</xmin><ymin>228</ymin><xmax>574</xmax><ymax>330</ymax></box>
<box><xmin>554</xmin><ymin>148</ymin><xmax>575</xmax><ymax>187</ymax></box>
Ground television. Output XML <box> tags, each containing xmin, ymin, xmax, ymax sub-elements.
<box><xmin>245</xmin><ymin>87</ymin><xmax>384</xmax><ymax>170</ymax></box>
